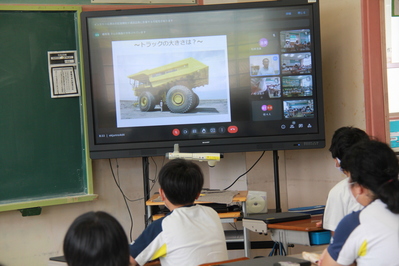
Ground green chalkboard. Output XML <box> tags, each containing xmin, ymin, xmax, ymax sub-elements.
<box><xmin>0</xmin><ymin>6</ymin><xmax>96</xmax><ymax>212</ymax></box>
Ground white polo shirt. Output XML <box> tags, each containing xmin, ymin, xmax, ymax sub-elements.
<box><xmin>130</xmin><ymin>204</ymin><xmax>228</xmax><ymax>266</ymax></box>
<box><xmin>328</xmin><ymin>199</ymin><xmax>399</xmax><ymax>266</ymax></box>
<box><xmin>323</xmin><ymin>177</ymin><xmax>363</xmax><ymax>231</ymax></box>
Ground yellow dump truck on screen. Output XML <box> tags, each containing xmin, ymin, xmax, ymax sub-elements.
<box><xmin>128</xmin><ymin>57</ymin><xmax>209</xmax><ymax>113</ymax></box>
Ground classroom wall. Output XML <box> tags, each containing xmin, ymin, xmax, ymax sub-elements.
<box><xmin>0</xmin><ymin>0</ymin><xmax>366</xmax><ymax>265</ymax></box>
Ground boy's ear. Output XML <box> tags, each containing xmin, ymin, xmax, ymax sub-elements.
<box><xmin>195</xmin><ymin>192</ymin><xmax>201</xmax><ymax>200</ymax></box>
<box><xmin>159</xmin><ymin>188</ymin><xmax>166</xmax><ymax>201</ymax></box>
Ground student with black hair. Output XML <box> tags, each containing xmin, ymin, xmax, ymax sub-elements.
<box><xmin>63</xmin><ymin>211</ymin><xmax>131</xmax><ymax>266</ymax></box>
<box><xmin>323</xmin><ymin>126</ymin><xmax>370</xmax><ymax>232</ymax></box>
<box><xmin>319</xmin><ymin>140</ymin><xmax>399</xmax><ymax>266</ymax></box>
<box><xmin>130</xmin><ymin>159</ymin><xmax>228</xmax><ymax>266</ymax></box>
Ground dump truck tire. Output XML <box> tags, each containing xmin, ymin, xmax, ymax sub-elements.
<box><xmin>139</xmin><ymin>91</ymin><xmax>156</xmax><ymax>112</ymax></box>
<box><xmin>166</xmin><ymin>85</ymin><xmax>195</xmax><ymax>113</ymax></box>
<box><xmin>191</xmin><ymin>92</ymin><xmax>200</xmax><ymax>110</ymax></box>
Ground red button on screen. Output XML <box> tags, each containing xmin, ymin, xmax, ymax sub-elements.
<box><xmin>227</xmin><ymin>126</ymin><xmax>238</xmax><ymax>134</ymax></box>
<box><xmin>172</xmin><ymin>128</ymin><xmax>180</xmax><ymax>136</ymax></box>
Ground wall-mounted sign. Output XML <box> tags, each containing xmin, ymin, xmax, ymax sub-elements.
<box><xmin>394</xmin><ymin>0</ymin><xmax>399</xmax><ymax>16</ymax></box>
<box><xmin>47</xmin><ymin>51</ymin><xmax>80</xmax><ymax>98</ymax></box>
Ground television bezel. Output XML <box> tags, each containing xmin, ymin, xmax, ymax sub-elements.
<box><xmin>80</xmin><ymin>0</ymin><xmax>325</xmax><ymax>159</ymax></box>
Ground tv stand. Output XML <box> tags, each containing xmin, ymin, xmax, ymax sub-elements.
<box><xmin>273</xmin><ymin>150</ymin><xmax>282</xmax><ymax>213</ymax></box>
<box><xmin>142</xmin><ymin>157</ymin><xmax>150</xmax><ymax>227</ymax></box>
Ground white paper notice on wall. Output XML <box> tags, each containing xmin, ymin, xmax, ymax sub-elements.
<box><xmin>48</xmin><ymin>51</ymin><xmax>80</xmax><ymax>98</ymax></box>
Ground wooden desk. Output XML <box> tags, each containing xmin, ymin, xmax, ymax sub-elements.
<box><xmin>207</xmin><ymin>255</ymin><xmax>312</xmax><ymax>266</ymax></box>
<box><xmin>146</xmin><ymin>191</ymin><xmax>247</xmax><ymax>222</ymax></box>
<box><xmin>145</xmin><ymin>191</ymin><xmax>248</xmax><ymax>205</ymax></box>
<box><xmin>198</xmin><ymin>257</ymin><xmax>250</xmax><ymax>266</ymax></box>
<box><xmin>145</xmin><ymin>191</ymin><xmax>250</xmax><ymax>257</ymax></box>
<box><xmin>143</xmin><ymin>260</ymin><xmax>161</xmax><ymax>266</ymax></box>
<box><xmin>268</xmin><ymin>215</ymin><xmax>328</xmax><ymax>253</ymax></box>
<box><xmin>267</xmin><ymin>214</ymin><xmax>322</xmax><ymax>231</ymax></box>
<box><xmin>49</xmin><ymin>256</ymin><xmax>163</xmax><ymax>266</ymax></box>
<box><xmin>243</xmin><ymin>214</ymin><xmax>328</xmax><ymax>255</ymax></box>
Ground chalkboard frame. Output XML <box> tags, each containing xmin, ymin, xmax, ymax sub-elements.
<box><xmin>0</xmin><ymin>5</ymin><xmax>97</xmax><ymax>212</ymax></box>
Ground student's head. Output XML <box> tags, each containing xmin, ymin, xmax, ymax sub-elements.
<box><xmin>63</xmin><ymin>211</ymin><xmax>130</xmax><ymax>266</ymax></box>
<box><xmin>340</xmin><ymin>140</ymin><xmax>399</xmax><ymax>213</ymax></box>
<box><xmin>329</xmin><ymin>126</ymin><xmax>369</xmax><ymax>165</ymax></box>
<box><xmin>158</xmin><ymin>159</ymin><xmax>204</xmax><ymax>206</ymax></box>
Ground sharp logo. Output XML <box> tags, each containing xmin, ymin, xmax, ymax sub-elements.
<box><xmin>304</xmin><ymin>141</ymin><xmax>319</xmax><ymax>146</ymax></box>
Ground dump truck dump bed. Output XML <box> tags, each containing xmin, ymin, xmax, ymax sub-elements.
<box><xmin>128</xmin><ymin>57</ymin><xmax>208</xmax><ymax>88</ymax></box>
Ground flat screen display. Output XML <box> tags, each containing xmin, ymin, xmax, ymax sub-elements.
<box><xmin>81</xmin><ymin>0</ymin><xmax>325</xmax><ymax>159</ymax></box>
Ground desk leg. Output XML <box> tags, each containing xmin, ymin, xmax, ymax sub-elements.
<box><xmin>270</xmin><ymin>229</ymin><xmax>288</xmax><ymax>255</ymax></box>
<box><xmin>270</xmin><ymin>229</ymin><xmax>311</xmax><ymax>255</ymax></box>
<box><xmin>241</xmin><ymin>201</ymin><xmax>250</xmax><ymax>258</ymax></box>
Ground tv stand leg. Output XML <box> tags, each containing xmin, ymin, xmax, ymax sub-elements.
<box><xmin>142</xmin><ymin>156</ymin><xmax>150</xmax><ymax>227</ymax></box>
<box><xmin>273</xmin><ymin>150</ymin><xmax>282</xmax><ymax>213</ymax></box>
